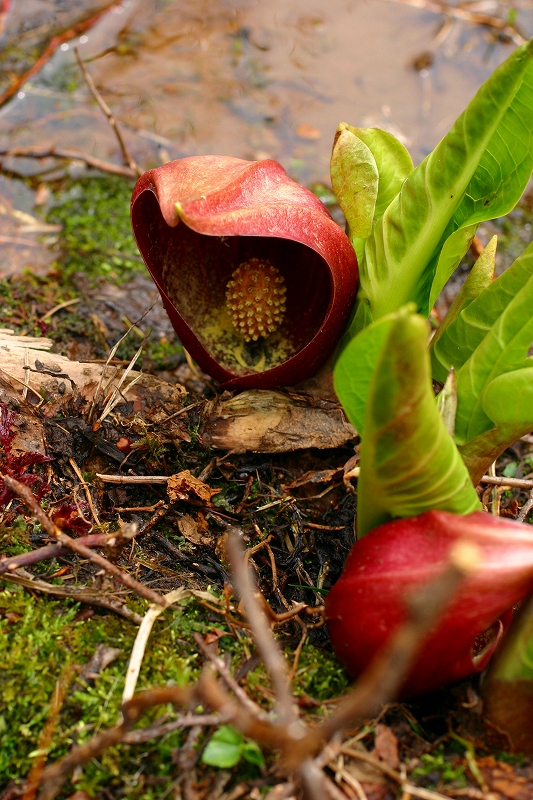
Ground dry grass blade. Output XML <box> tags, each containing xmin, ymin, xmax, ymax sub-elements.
<box><xmin>122</xmin><ymin>587</ymin><xmax>188</xmax><ymax>705</ymax></box>
<box><xmin>94</xmin><ymin>340</ymin><xmax>145</xmax><ymax>429</ymax></box>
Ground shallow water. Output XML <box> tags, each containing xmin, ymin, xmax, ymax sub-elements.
<box><xmin>0</xmin><ymin>0</ymin><xmax>532</xmax><ymax>274</ymax></box>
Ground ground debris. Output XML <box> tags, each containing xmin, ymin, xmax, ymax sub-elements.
<box><xmin>200</xmin><ymin>389</ymin><xmax>356</xmax><ymax>452</ymax></box>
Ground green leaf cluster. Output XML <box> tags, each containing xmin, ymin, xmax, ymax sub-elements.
<box><xmin>332</xmin><ymin>39</ymin><xmax>533</xmax><ymax>341</ymax></box>
<box><xmin>333</xmin><ymin>37</ymin><xmax>533</xmax><ymax>532</ymax></box>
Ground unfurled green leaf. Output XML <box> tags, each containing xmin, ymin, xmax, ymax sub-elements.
<box><xmin>459</xmin><ymin>367</ymin><xmax>533</xmax><ymax>483</ymax></box>
<box><xmin>358</xmin><ymin>39</ymin><xmax>533</xmax><ymax>321</ymax></box>
<box><xmin>330</xmin><ymin>125</ymin><xmax>378</xmax><ymax>239</ymax></box>
<box><xmin>436</xmin><ymin>367</ymin><xmax>457</xmax><ymax>438</ymax></box>
<box><xmin>334</xmin><ymin>313</ymin><xmax>396</xmax><ymax>434</ymax></box>
<box><xmin>355</xmin><ymin>307</ymin><xmax>480</xmax><ymax>537</ymax></box>
<box><xmin>482</xmin><ymin>593</ymin><xmax>533</xmax><ymax>753</ymax></box>
<box><xmin>345</xmin><ymin>125</ymin><xmax>413</xmax><ymax>222</ymax></box>
<box><xmin>427</xmin><ymin>223</ymin><xmax>479</xmax><ymax>313</ymax></box>
<box><xmin>431</xmin><ymin>236</ymin><xmax>497</xmax><ymax>382</ymax></box>
<box><xmin>454</xmin><ymin>270</ymin><xmax>533</xmax><ymax>444</ymax></box>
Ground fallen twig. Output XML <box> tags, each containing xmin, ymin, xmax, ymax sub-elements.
<box><xmin>227</xmin><ymin>528</ymin><xmax>301</xmax><ymax>727</ymax></box>
<box><xmin>74</xmin><ymin>48</ymin><xmax>142</xmax><ymax>177</ymax></box>
<box><xmin>517</xmin><ymin>488</ymin><xmax>533</xmax><ymax>523</ymax></box>
<box><xmin>2</xmin><ymin>571</ymin><xmax>142</xmax><ymax>624</ymax></box>
<box><xmin>0</xmin><ymin>5</ymin><xmax>117</xmax><ymax>108</ymax></box>
<box><xmin>384</xmin><ymin>0</ymin><xmax>526</xmax><ymax>44</ymax></box>
<box><xmin>479</xmin><ymin>474</ymin><xmax>533</xmax><ymax>490</ymax></box>
<box><xmin>0</xmin><ymin>146</ymin><xmax>137</xmax><ymax>178</ymax></box>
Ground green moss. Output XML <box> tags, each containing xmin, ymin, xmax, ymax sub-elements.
<box><xmin>0</xmin><ymin>587</ymin><xmax>213</xmax><ymax>792</ymax></box>
<box><xmin>412</xmin><ymin>745</ymin><xmax>467</xmax><ymax>787</ymax></box>
<box><xmin>0</xmin><ymin>578</ymin><xmax>352</xmax><ymax>795</ymax></box>
<box><xmin>46</xmin><ymin>176</ymin><xmax>141</xmax><ymax>285</ymax></box>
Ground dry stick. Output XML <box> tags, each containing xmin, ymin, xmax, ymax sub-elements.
<box><xmin>479</xmin><ymin>474</ymin><xmax>533</xmax><ymax>490</ymax></box>
<box><xmin>3</xmin><ymin>474</ymin><xmax>168</xmax><ymax>607</ymax></box>
<box><xmin>122</xmin><ymin>712</ymin><xmax>224</xmax><ymax>744</ymax></box>
<box><xmin>517</xmin><ymin>488</ymin><xmax>533</xmax><ymax>523</ymax></box>
<box><xmin>0</xmin><ymin>533</ymin><xmax>109</xmax><ymax>574</ymax></box>
<box><xmin>227</xmin><ymin>528</ymin><xmax>301</xmax><ymax>728</ymax></box>
<box><xmin>0</xmin><ymin>146</ymin><xmax>136</xmax><ymax>178</ymax></box>
<box><xmin>97</xmin><ymin>473</ymin><xmax>169</xmax><ymax>484</ymax></box>
<box><xmin>68</xmin><ymin>457</ymin><xmax>100</xmax><ymax>526</ymax></box>
<box><xmin>2</xmin><ymin>572</ymin><xmax>142</xmax><ymax>624</ymax></box>
<box><xmin>193</xmin><ymin>632</ymin><xmax>269</xmax><ymax>720</ymax></box>
<box><xmin>74</xmin><ymin>48</ymin><xmax>142</xmax><ymax>177</ymax></box>
<box><xmin>282</xmin><ymin>540</ymin><xmax>481</xmax><ymax>771</ymax></box>
<box><xmin>385</xmin><ymin>0</ymin><xmax>526</xmax><ymax>44</ymax></box>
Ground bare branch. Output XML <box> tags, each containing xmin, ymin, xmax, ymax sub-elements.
<box><xmin>0</xmin><ymin>146</ymin><xmax>137</xmax><ymax>178</ymax></box>
<box><xmin>74</xmin><ymin>48</ymin><xmax>142</xmax><ymax>177</ymax></box>
<box><xmin>227</xmin><ymin>528</ymin><xmax>301</xmax><ymax>727</ymax></box>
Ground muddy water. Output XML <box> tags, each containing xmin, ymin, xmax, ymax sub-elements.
<box><xmin>0</xmin><ymin>0</ymin><xmax>532</xmax><ymax>275</ymax></box>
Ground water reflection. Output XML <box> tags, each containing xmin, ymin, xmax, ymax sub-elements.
<box><xmin>0</xmin><ymin>0</ymin><xmax>532</xmax><ymax>274</ymax></box>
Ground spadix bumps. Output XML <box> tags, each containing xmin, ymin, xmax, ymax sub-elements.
<box><xmin>226</xmin><ymin>258</ymin><xmax>286</xmax><ymax>342</ymax></box>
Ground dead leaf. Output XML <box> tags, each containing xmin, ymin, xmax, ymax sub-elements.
<box><xmin>215</xmin><ymin>531</ymin><xmax>229</xmax><ymax>561</ymax></box>
<box><xmin>283</xmin><ymin>468</ymin><xmax>342</xmax><ymax>491</ymax></box>
<box><xmin>296</xmin><ymin>123</ymin><xmax>321</xmax><ymax>139</ymax></box>
<box><xmin>200</xmin><ymin>390</ymin><xmax>355</xmax><ymax>453</ymax></box>
<box><xmin>178</xmin><ymin>513</ymin><xmax>215</xmax><ymax>547</ymax></box>
<box><xmin>372</xmin><ymin>724</ymin><xmax>400</xmax><ymax>770</ymax></box>
<box><xmin>204</xmin><ymin>628</ymin><xmax>231</xmax><ymax>644</ymax></box>
<box><xmin>167</xmin><ymin>470</ymin><xmax>221</xmax><ymax>504</ymax></box>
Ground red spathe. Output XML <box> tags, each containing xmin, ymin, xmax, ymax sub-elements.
<box><xmin>325</xmin><ymin>510</ymin><xmax>533</xmax><ymax>697</ymax></box>
<box><xmin>131</xmin><ymin>156</ymin><xmax>358</xmax><ymax>389</ymax></box>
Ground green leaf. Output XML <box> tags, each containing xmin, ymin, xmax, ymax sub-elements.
<box><xmin>486</xmin><ymin>594</ymin><xmax>533</xmax><ymax>682</ymax></box>
<box><xmin>356</xmin><ymin>308</ymin><xmax>480</xmax><ymax>537</ymax></box>
<box><xmin>454</xmin><ymin>270</ymin><xmax>533</xmax><ymax>444</ymax></box>
<box><xmin>201</xmin><ymin>725</ymin><xmax>245</xmax><ymax>768</ymax></box>
<box><xmin>483</xmin><ymin>368</ymin><xmax>533</xmax><ymax>429</ymax></box>
<box><xmin>330</xmin><ymin>124</ymin><xmax>378</xmax><ymax>239</ymax></box>
<box><xmin>336</xmin><ymin>296</ymin><xmax>374</xmax><ymax>357</ymax></box>
<box><xmin>242</xmin><ymin>741</ymin><xmax>265</xmax><ymax>767</ymax></box>
<box><xmin>427</xmin><ymin>223</ymin><xmax>479</xmax><ymax>313</ymax></box>
<box><xmin>436</xmin><ymin>367</ymin><xmax>457</xmax><ymax>438</ymax></box>
<box><xmin>358</xmin><ymin>39</ymin><xmax>533</xmax><ymax>321</ymax></box>
<box><xmin>459</xmin><ymin>367</ymin><xmax>533</xmax><ymax>483</ymax></box>
<box><xmin>430</xmin><ymin>235</ymin><xmax>497</xmax><ymax>382</ymax></box>
<box><xmin>334</xmin><ymin>313</ymin><xmax>397</xmax><ymax>434</ymax></box>
<box><xmin>344</xmin><ymin>125</ymin><xmax>414</xmax><ymax>222</ymax></box>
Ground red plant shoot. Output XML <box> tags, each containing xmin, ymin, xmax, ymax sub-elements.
<box><xmin>325</xmin><ymin>510</ymin><xmax>533</xmax><ymax>697</ymax></box>
<box><xmin>131</xmin><ymin>156</ymin><xmax>358</xmax><ymax>389</ymax></box>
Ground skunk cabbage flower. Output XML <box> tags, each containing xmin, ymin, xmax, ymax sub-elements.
<box><xmin>325</xmin><ymin>510</ymin><xmax>533</xmax><ymax>697</ymax></box>
<box><xmin>131</xmin><ymin>156</ymin><xmax>358</xmax><ymax>389</ymax></box>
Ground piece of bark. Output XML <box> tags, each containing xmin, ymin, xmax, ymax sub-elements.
<box><xmin>200</xmin><ymin>390</ymin><xmax>356</xmax><ymax>453</ymax></box>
